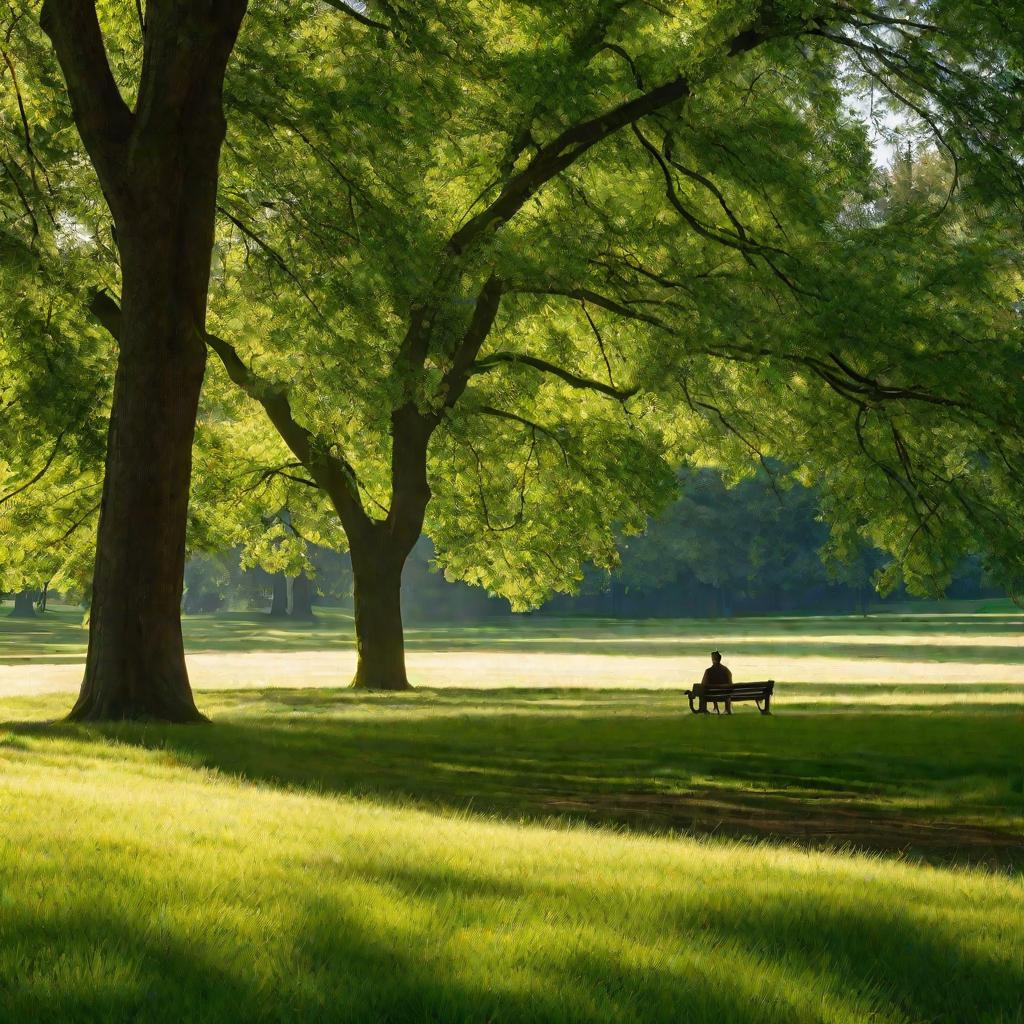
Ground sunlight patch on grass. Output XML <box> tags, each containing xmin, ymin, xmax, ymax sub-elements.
<box><xmin>3</xmin><ymin>648</ymin><xmax>1023</xmax><ymax>702</ymax></box>
<box><xmin>1</xmin><ymin>728</ymin><xmax>1022</xmax><ymax>1024</ymax></box>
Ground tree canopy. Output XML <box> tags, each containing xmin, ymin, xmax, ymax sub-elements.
<box><xmin>2</xmin><ymin>0</ymin><xmax>1024</xmax><ymax>703</ymax></box>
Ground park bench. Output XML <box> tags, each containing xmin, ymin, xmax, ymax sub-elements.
<box><xmin>685</xmin><ymin>680</ymin><xmax>774</xmax><ymax>715</ymax></box>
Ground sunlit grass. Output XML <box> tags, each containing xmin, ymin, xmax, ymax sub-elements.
<box><xmin>2</xmin><ymin>605</ymin><xmax>1023</xmax><ymax>709</ymax></box>
<box><xmin>1</xmin><ymin>607</ymin><xmax>1021</xmax><ymax>1021</ymax></box>
<box><xmin>1</xmin><ymin>716</ymin><xmax>1022</xmax><ymax>1024</ymax></box>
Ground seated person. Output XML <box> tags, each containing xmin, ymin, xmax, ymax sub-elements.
<box><xmin>699</xmin><ymin>650</ymin><xmax>733</xmax><ymax>713</ymax></box>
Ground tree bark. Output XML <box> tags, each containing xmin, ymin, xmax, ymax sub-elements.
<box><xmin>269</xmin><ymin>573</ymin><xmax>289</xmax><ymax>617</ymax></box>
<box><xmin>289</xmin><ymin>571</ymin><xmax>316</xmax><ymax>621</ymax></box>
<box><xmin>42</xmin><ymin>0</ymin><xmax>248</xmax><ymax>722</ymax></box>
<box><xmin>350</xmin><ymin>541</ymin><xmax>412</xmax><ymax>691</ymax></box>
<box><xmin>9</xmin><ymin>590</ymin><xmax>38</xmax><ymax>618</ymax></box>
<box><xmin>69</xmin><ymin>232</ymin><xmax>210</xmax><ymax>721</ymax></box>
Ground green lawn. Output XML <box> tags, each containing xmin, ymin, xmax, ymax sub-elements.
<box><xmin>3</xmin><ymin>600</ymin><xmax>1022</xmax><ymax>660</ymax></box>
<box><xmin>1</xmin><ymin>608</ymin><xmax>1022</xmax><ymax>1022</ymax></box>
<box><xmin>4</xmin><ymin>603</ymin><xmax>1024</xmax><ymax>705</ymax></box>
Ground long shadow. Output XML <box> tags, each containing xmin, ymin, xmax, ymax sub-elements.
<box><xmin>10</xmin><ymin>690</ymin><xmax>1022</xmax><ymax>868</ymax></box>
<box><xmin>349</xmin><ymin>858</ymin><xmax>1024</xmax><ymax>1023</ymax></box>
<box><xmin>5</xmin><ymin>851</ymin><xmax>1021</xmax><ymax>1023</ymax></box>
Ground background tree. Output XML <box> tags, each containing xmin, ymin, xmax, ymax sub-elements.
<box><xmin>188</xmin><ymin>0</ymin><xmax>1024</xmax><ymax>688</ymax></box>
<box><xmin>613</xmin><ymin>469</ymin><xmax>853</xmax><ymax>616</ymax></box>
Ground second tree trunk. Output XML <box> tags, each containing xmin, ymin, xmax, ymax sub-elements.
<box><xmin>350</xmin><ymin>548</ymin><xmax>411</xmax><ymax>691</ymax></box>
<box><xmin>290</xmin><ymin>572</ymin><xmax>316</xmax><ymax>621</ymax></box>
<box><xmin>9</xmin><ymin>590</ymin><xmax>38</xmax><ymax>618</ymax></box>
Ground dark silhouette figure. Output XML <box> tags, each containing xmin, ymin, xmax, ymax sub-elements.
<box><xmin>699</xmin><ymin>650</ymin><xmax>733</xmax><ymax>713</ymax></box>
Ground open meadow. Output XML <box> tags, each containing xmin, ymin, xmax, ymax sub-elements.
<box><xmin>1</xmin><ymin>605</ymin><xmax>1022</xmax><ymax>1023</ymax></box>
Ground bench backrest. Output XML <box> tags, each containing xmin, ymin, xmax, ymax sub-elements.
<box><xmin>700</xmin><ymin>680</ymin><xmax>774</xmax><ymax>694</ymax></box>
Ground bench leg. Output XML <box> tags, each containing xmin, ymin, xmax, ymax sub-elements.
<box><xmin>760</xmin><ymin>695</ymin><xmax>772</xmax><ymax>715</ymax></box>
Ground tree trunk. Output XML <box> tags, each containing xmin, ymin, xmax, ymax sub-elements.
<box><xmin>350</xmin><ymin>545</ymin><xmax>411</xmax><ymax>691</ymax></box>
<box><xmin>69</xmin><ymin>238</ymin><xmax>209</xmax><ymax>722</ymax></box>
<box><xmin>42</xmin><ymin>0</ymin><xmax>248</xmax><ymax>723</ymax></box>
<box><xmin>290</xmin><ymin>571</ymin><xmax>316</xmax><ymax>621</ymax></box>
<box><xmin>269</xmin><ymin>573</ymin><xmax>289</xmax><ymax>617</ymax></box>
<box><xmin>9</xmin><ymin>590</ymin><xmax>38</xmax><ymax>618</ymax></box>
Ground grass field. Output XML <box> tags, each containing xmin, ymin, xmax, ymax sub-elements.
<box><xmin>1</xmin><ymin>605</ymin><xmax>1022</xmax><ymax>1022</ymax></box>
<box><xmin>3</xmin><ymin>602</ymin><xmax>1024</xmax><ymax>705</ymax></box>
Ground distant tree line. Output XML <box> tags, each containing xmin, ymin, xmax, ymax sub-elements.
<box><xmin>2</xmin><ymin>468</ymin><xmax>1003</xmax><ymax>622</ymax></box>
<box><xmin>131</xmin><ymin>470</ymin><xmax>999</xmax><ymax>623</ymax></box>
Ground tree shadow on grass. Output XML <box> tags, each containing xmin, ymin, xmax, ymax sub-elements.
<box><xmin>3</xmin><ymin>851</ymin><xmax>1021</xmax><ymax>1024</ymax></box>
<box><xmin>350</xmin><ymin>857</ymin><xmax>1024</xmax><ymax>1023</ymax></box>
<box><xmin>7</xmin><ymin>688</ymin><xmax>1022</xmax><ymax>869</ymax></box>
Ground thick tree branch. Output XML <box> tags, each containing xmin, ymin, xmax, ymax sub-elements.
<box><xmin>445</xmin><ymin>11</ymin><xmax>777</xmax><ymax>258</ymax></box>
<box><xmin>88</xmin><ymin>287</ymin><xmax>120</xmax><ymax>340</ymax></box>
<box><xmin>87</xmin><ymin>290</ymin><xmax>371</xmax><ymax>534</ymax></box>
<box><xmin>203</xmin><ymin>335</ymin><xmax>372</xmax><ymax>533</ymax></box>
<box><xmin>38</xmin><ymin>0</ymin><xmax>133</xmax><ymax>179</ymax></box>
<box><xmin>436</xmin><ymin>275</ymin><xmax>504</xmax><ymax>412</ymax></box>
<box><xmin>471</xmin><ymin>351</ymin><xmax>637</xmax><ymax>400</ymax></box>
<box><xmin>131</xmin><ymin>0</ymin><xmax>248</xmax><ymax>135</ymax></box>
<box><xmin>384</xmin><ymin>277</ymin><xmax>505</xmax><ymax>548</ymax></box>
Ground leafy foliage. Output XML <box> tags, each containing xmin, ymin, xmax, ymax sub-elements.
<box><xmin>3</xmin><ymin>0</ymin><xmax>1024</xmax><ymax>610</ymax></box>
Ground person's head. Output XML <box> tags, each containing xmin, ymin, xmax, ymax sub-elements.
<box><xmin>711</xmin><ymin>650</ymin><xmax>722</xmax><ymax>664</ymax></box>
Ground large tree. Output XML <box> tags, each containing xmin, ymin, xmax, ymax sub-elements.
<box><xmin>6</xmin><ymin>0</ymin><xmax>1024</xmax><ymax>699</ymax></box>
<box><xmin>2</xmin><ymin>0</ymin><xmax>249</xmax><ymax>719</ymax></box>
<box><xmin>177</xmin><ymin>0</ymin><xmax>1023</xmax><ymax>688</ymax></box>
